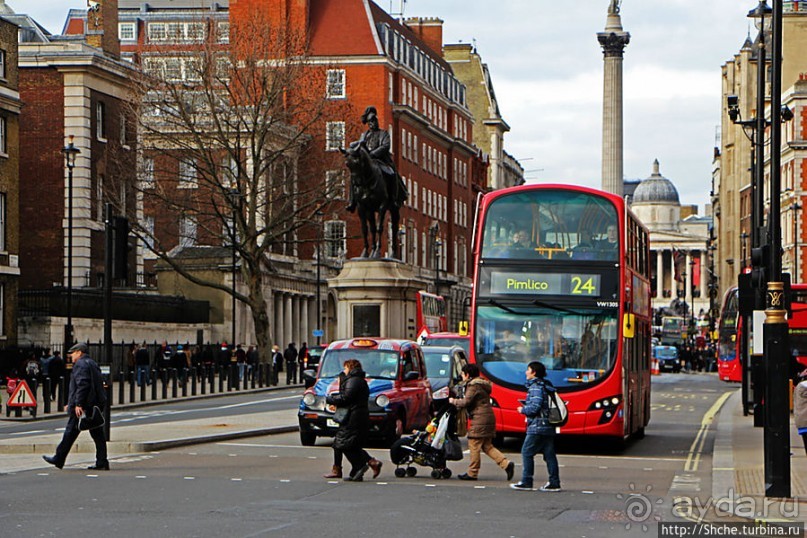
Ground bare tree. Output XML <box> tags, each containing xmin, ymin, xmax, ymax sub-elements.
<box><xmin>122</xmin><ymin>8</ymin><xmax>354</xmax><ymax>365</ymax></box>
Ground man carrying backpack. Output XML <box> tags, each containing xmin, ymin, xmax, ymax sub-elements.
<box><xmin>510</xmin><ymin>361</ymin><xmax>561</xmax><ymax>492</ymax></box>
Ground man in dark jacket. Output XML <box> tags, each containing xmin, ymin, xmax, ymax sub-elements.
<box><xmin>284</xmin><ymin>343</ymin><xmax>298</xmax><ymax>385</ymax></box>
<box><xmin>510</xmin><ymin>361</ymin><xmax>560</xmax><ymax>492</ymax></box>
<box><xmin>43</xmin><ymin>343</ymin><xmax>109</xmax><ymax>471</ymax></box>
<box><xmin>325</xmin><ymin>359</ymin><xmax>382</xmax><ymax>481</ymax></box>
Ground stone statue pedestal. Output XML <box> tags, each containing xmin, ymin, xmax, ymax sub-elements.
<box><xmin>328</xmin><ymin>259</ymin><xmax>429</xmax><ymax>341</ymax></box>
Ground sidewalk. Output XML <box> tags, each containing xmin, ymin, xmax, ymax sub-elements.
<box><xmin>0</xmin><ymin>386</ymin><xmax>301</xmax><ymax>473</ymax></box>
<box><xmin>712</xmin><ymin>389</ymin><xmax>807</xmax><ymax>521</ymax></box>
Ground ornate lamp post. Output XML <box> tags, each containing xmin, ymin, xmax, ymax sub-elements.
<box><xmin>61</xmin><ymin>136</ymin><xmax>80</xmax><ymax>352</ymax></box>
<box><xmin>228</xmin><ymin>188</ymin><xmax>241</xmax><ymax>347</ymax></box>
<box><xmin>791</xmin><ymin>201</ymin><xmax>801</xmax><ymax>282</ymax></box>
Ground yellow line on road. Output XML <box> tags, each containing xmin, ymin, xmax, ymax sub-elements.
<box><xmin>684</xmin><ymin>391</ymin><xmax>733</xmax><ymax>472</ymax></box>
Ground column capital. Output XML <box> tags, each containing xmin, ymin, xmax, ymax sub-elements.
<box><xmin>598</xmin><ymin>32</ymin><xmax>630</xmax><ymax>57</ymax></box>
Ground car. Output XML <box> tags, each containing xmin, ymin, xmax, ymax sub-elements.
<box><xmin>303</xmin><ymin>344</ymin><xmax>327</xmax><ymax>370</ymax></box>
<box><xmin>298</xmin><ymin>338</ymin><xmax>433</xmax><ymax>446</ymax></box>
<box><xmin>420</xmin><ymin>345</ymin><xmax>468</xmax><ymax>403</ymax></box>
<box><xmin>654</xmin><ymin>345</ymin><xmax>681</xmax><ymax>373</ymax></box>
<box><xmin>420</xmin><ymin>333</ymin><xmax>470</xmax><ymax>355</ymax></box>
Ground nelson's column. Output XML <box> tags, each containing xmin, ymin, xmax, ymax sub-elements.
<box><xmin>597</xmin><ymin>0</ymin><xmax>630</xmax><ymax>196</ymax></box>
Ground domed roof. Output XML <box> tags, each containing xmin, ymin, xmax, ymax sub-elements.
<box><xmin>633</xmin><ymin>159</ymin><xmax>679</xmax><ymax>204</ymax></box>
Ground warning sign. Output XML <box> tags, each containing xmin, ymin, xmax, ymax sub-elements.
<box><xmin>7</xmin><ymin>380</ymin><xmax>37</xmax><ymax>408</ymax></box>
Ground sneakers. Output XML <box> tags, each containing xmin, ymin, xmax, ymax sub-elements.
<box><xmin>539</xmin><ymin>482</ymin><xmax>562</xmax><ymax>492</ymax></box>
<box><xmin>510</xmin><ymin>482</ymin><xmax>535</xmax><ymax>491</ymax></box>
<box><xmin>505</xmin><ymin>461</ymin><xmax>515</xmax><ymax>481</ymax></box>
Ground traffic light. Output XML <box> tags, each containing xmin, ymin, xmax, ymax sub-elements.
<box><xmin>113</xmin><ymin>216</ymin><xmax>129</xmax><ymax>280</ymax></box>
<box><xmin>750</xmin><ymin>243</ymin><xmax>769</xmax><ymax>289</ymax></box>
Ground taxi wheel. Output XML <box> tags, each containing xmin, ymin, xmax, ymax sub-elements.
<box><xmin>299</xmin><ymin>430</ymin><xmax>317</xmax><ymax>446</ymax></box>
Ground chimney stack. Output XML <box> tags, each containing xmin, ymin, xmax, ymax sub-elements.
<box><xmin>86</xmin><ymin>0</ymin><xmax>120</xmax><ymax>58</ymax></box>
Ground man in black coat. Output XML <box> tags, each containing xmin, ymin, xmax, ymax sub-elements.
<box><xmin>43</xmin><ymin>343</ymin><xmax>109</xmax><ymax>471</ymax></box>
<box><xmin>284</xmin><ymin>343</ymin><xmax>298</xmax><ymax>385</ymax></box>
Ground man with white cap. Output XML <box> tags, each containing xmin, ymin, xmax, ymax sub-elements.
<box><xmin>43</xmin><ymin>342</ymin><xmax>109</xmax><ymax>471</ymax></box>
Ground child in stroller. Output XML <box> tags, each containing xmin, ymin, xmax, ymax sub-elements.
<box><xmin>389</xmin><ymin>403</ymin><xmax>463</xmax><ymax>479</ymax></box>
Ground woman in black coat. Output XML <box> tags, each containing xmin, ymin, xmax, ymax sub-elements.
<box><xmin>325</xmin><ymin>359</ymin><xmax>382</xmax><ymax>481</ymax></box>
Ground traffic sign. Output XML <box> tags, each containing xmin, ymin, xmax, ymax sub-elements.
<box><xmin>7</xmin><ymin>380</ymin><xmax>37</xmax><ymax>408</ymax></box>
<box><xmin>416</xmin><ymin>326</ymin><xmax>429</xmax><ymax>344</ymax></box>
<box><xmin>312</xmin><ymin>329</ymin><xmax>324</xmax><ymax>338</ymax></box>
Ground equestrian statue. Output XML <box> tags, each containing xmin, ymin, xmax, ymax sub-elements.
<box><xmin>341</xmin><ymin>106</ymin><xmax>408</xmax><ymax>259</ymax></box>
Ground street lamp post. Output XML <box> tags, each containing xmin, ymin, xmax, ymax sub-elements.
<box><xmin>763</xmin><ymin>0</ymin><xmax>790</xmax><ymax>498</ymax></box>
<box><xmin>315</xmin><ymin>210</ymin><xmax>324</xmax><ymax>346</ymax></box>
<box><xmin>228</xmin><ymin>188</ymin><xmax>241</xmax><ymax>348</ymax></box>
<box><xmin>791</xmin><ymin>201</ymin><xmax>801</xmax><ymax>282</ymax></box>
<box><xmin>740</xmin><ymin>231</ymin><xmax>749</xmax><ymax>268</ymax></box>
<box><xmin>61</xmin><ymin>136</ymin><xmax>80</xmax><ymax>352</ymax></box>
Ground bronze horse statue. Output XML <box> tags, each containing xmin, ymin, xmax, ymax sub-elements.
<box><xmin>341</xmin><ymin>143</ymin><xmax>406</xmax><ymax>259</ymax></box>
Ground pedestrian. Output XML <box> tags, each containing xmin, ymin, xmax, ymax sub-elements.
<box><xmin>284</xmin><ymin>342</ymin><xmax>298</xmax><ymax>385</ymax></box>
<box><xmin>134</xmin><ymin>343</ymin><xmax>151</xmax><ymax>387</ymax></box>
<box><xmin>272</xmin><ymin>345</ymin><xmax>283</xmax><ymax>385</ymax></box>
<box><xmin>49</xmin><ymin>351</ymin><xmax>64</xmax><ymax>401</ymax></box>
<box><xmin>449</xmin><ymin>364</ymin><xmax>515</xmax><ymax>481</ymax></box>
<box><xmin>39</xmin><ymin>348</ymin><xmax>53</xmax><ymax>381</ymax></box>
<box><xmin>217</xmin><ymin>342</ymin><xmax>231</xmax><ymax>369</ymax></box>
<box><xmin>24</xmin><ymin>352</ymin><xmax>40</xmax><ymax>394</ymax></box>
<box><xmin>235</xmin><ymin>344</ymin><xmax>247</xmax><ymax>381</ymax></box>
<box><xmin>510</xmin><ymin>361</ymin><xmax>561</xmax><ymax>492</ymax></box>
<box><xmin>323</xmin><ymin>369</ymin><xmax>348</xmax><ymax>479</ymax></box>
<box><xmin>172</xmin><ymin>345</ymin><xmax>189</xmax><ymax>382</ymax></box>
<box><xmin>325</xmin><ymin>358</ymin><xmax>382</xmax><ymax>481</ymax></box>
<box><xmin>42</xmin><ymin>343</ymin><xmax>109</xmax><ymax>471</ymax></box>
<box><xmin>795</xmin><ymin>370</ymin><xmax>807</xmax><ymax>455</ymax></box>
<box><xmin>299</xmin><ymin>342</ymin><xmax>309</xmax><ymax>379</ymax></box>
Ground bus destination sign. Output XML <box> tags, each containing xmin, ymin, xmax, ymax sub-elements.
<box><xmin>490</xmin><ymin>271</ymin><xmax>601</xmax><ymax>297</ymax></box>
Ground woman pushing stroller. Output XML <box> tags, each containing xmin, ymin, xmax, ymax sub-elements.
<box><xmin>449</xmin><ymin>364</ymin><xmax>515</xmax><ymax>481</ymax></box>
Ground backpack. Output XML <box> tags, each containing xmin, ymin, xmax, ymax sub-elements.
<box><xmin>545</xmin><ymin>385</ymin><xmax>568</xmax><ymax>427</ymax></box>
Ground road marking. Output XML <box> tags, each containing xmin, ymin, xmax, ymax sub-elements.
<box><xmin>561</xmin><ymin>455</ymin><xmax>684</xmax><ymax>462</ymax></box>
<box><xmin>684</xmin><ymin>391</ymin><xmax>733</xmax><ymax>472</ymax></box>
<box><xmin>280</xmin><ymin>479</ymin><xmax>290</xmax><ymax>483</ymax></box>
<box><xmin>37</xmin><ymin>473</ymin><xmax>48</xmax><ymax>476</ymax></box>
<box><xmin>136</xmin><ymin>476</ymin><xmax>147</xmax><ymax>479</ymax></box>
<box><xmin>582</xmin><ymin>490</ymin><xmax>594</xmax><ymax>494</ymax></box>
<box><xmin>231</xmin><ymin>478</ymin><xmax>242</xmax><ymax>481</ymax></box>
<box><xmin>86</xmin><ymin>474</ymin><xmax>99</xmax><ymax>478</ymax></box>
<box><xmin>184</xmin><ymin>476</ymin><xmax>195</xmax><ymax>480</ymax></box>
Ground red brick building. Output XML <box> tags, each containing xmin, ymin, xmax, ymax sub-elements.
<box><xmin>13</xmin><ymin>1</ymin><xmax>138</xmax><ymax>341</ymax></box>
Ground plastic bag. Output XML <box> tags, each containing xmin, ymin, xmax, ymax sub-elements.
<box><xmin>430</xmin><ymin>412</ymin><xmax>450</xmax><ymax>449</ymax></box>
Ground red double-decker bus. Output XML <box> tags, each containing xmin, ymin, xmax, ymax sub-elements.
<box><xmin>470</xmin><ymin>184</ymin><xmax>652</xmax><ymax>440</ymax></box>
<box><xmin>719</xmin><ymin>284</ymin><xmax>807</xmax><ymax>383</ymax></box>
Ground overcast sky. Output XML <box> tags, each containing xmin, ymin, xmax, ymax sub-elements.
<box><xmin>16</xmin><ymin>0</ymin><xmax>753</xmax><ymax>211</ymax></box>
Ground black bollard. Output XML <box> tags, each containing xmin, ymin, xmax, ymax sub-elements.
<box><xmin>171</xmin><ymin>369</ymin><xmax>178</xmax><ymax>398</ymax></box>
<box><xmin>129</xmin><ymin>371</ymin><xmax>135</xmax><ymax>404</ymax></box>
<box><xmin>151</xmin><ymin>370</ymin><xmax>158</xmax><ymax>400</ymax></box>
<box><xmin>140</xmin><ymin>374</ymin><xmax>147</xmax><ymax>402</ymax></box>
<box><xmin>181</xmin><ymin>369</ymin><xmax>188</xmax><ymax>397</ymax></box>
<box><xmin>190</xmin><ymin>367</ymin><xmax>197</xmax><ymax>396</ymax></box>
<box><xmin>43</xmin><ymin>378</ymin><xmax>52</xmax><ymax>414</ymax></box>
<box><xmin>200</xmin><ymin>366</ymin><xmax>206</xmax><ymax>395</ymax></box>
<box><xmin>161</xmin><ymin>369</ymin><xmax>168</xmax><ymax>399</ymax></box>
<box><xmin>218</xmin><ymin>366</ymin><xmax>224</xmax><ymax>393</ymax></box>
<box><xmin>118</xmin><ymin>371</ymin><xmax>125</xmax><ymax>405</ymax></box>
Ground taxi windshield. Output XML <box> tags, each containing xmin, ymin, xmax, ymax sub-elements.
<box><xmin>475</xmin><ymin>305</ymin><xmax>618</xmax><ymax>390</ymax></box>
<box><xmin>318</xmin><ymin>349</ymin><xmax>401</xmax><ymax>380</ymax></box>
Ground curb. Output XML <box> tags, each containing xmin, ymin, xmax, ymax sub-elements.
<box><xmin>133</xmin><ymin>425</ymin><xmax>300</xmax><ymax>452</ymax></box>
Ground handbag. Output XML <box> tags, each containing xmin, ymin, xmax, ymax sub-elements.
<box><xmin>455</xmin><ymin>408</ymin><xmax>468</xmax><ymax>437</ymax></box>
<box><xmin>443</xmin><ymin>438</ymin><xmax>463</xmax><ymax>461</ymax></box>
<box><xmin>332</xmin><ymin>407</ymin><xmax>349</xmax><ymax>424</ymax></box>
<box><xmin>78</xmin><ymin>406</ymin><xmax>105</xmax><ymax>431</ymax></box>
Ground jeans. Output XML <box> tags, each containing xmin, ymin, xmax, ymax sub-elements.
<box><xmin>136</xmin><ymin>365</ymin><xmax>150</xmax><ymax>387</ymax></box>
<box><xmin>520</xmin><ymin>433</ymin><xmax>559</xmax><ymax>487</ymax></box>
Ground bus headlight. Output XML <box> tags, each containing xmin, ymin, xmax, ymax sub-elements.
<box><xmin>375</xmin><ymin>394</ymin><xmax>390</xmax><ymax>408</ymax></box>
<box><xmin>588</xmin><ymin>395</ymin><xmax>622</xmax><ymax>411</ymax></box>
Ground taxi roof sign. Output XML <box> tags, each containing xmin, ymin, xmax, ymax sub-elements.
<box><xmin>7</xmin><ymin>380</ymin><xmax>37</xmax><ymax>408</ymax></box>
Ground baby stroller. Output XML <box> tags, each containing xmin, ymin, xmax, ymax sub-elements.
<box><xmin>389</xmin><ymin>404</ymin><xmax>463</xmax><ymax>479</ymax></box>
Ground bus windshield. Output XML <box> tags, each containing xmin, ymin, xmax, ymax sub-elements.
<box><xmin>318</xmin><ymin>349</ymin><xmax>401</xmax><ymax>380</ymax></box>
<box><xmin>474</xmin><ymin>305</ymin><xmax>618</xmax><ymax>390</ymax></box>
<box><xmin>480</xmin><ymin>190</ymin><xmax>619</xmax><ymax>261</ymax></box>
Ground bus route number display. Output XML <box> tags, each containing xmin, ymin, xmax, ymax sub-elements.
<box><xmin>490</xmin><ymin>271</ymin><xmax>601</xmax><ymax>297</ymax></box>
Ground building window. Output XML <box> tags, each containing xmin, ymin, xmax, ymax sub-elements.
<box><xmin>141</xmin><ymin>157</ymin><xmax>155</xmax><ymax>189</ymax></box>
<box><xmin>219</xmin><ymin>155</ymin><xmax>237</xmax><ymax>189</ymax></box>
<box><xmin>96</xmin><ymin>174</ymin><xmax>104</xmax><ymax>221</ymax></box>
<box><xmin>0</xmin><ymin>117</ymin><xmax>6</xmax><ymax>155</ymax></box>
<box><xmin>147</xmin><ymin>22</ymin><xmax>167</xmax><ymax>42</ymax></box>
<box><xmin>118</xmin><ymin>22</ymin><xmax>136</xmax><ymax>41</ymax></box>
<box><xmin>0</xmin><ymin>49</ymin><xmax>6</xmax><ymax>79</ymax></box>
<box><xmin>217</xmin><ymin>22</ymin><xmax>230</xmax><ymax>43</ymax></box>
<box><xmin>324</xmin><ymin>220</ymin><xmax>346</xmax><ymax>258</ymax></box>
<box><xmin>178</xmin><ymin>158</ymin><xmax>197</xmax><ymax>188</ymax></box>
<box><xmin>326</xmin><ymin>121</ymin><xmax>345</xmax><ymax>151</ymax></box>
<box><xmin>141</xmin><ymin>215</ymin><xmax>155</xmax><ymax>256</ymax></box>
<box><xmin>325</xmin><ymin>170</ymin><xmax>345</xmax><ymax>199</ymax></box>
<box><xmin>119</xmin><ymin>113</ymin><xmax>127</xmax><ymax>146</ymax></box>
<box><xmin>0</xmin><ymin>192</ymin><xmax>5</xmax><ymax>251</ymax></box>
<box><xmin>326</xmin><ymin>69</ymin><xmax>345</xmax><ymax>99</ymax></box>
<box><xmin>96</xmin><ymin>102</ymin><xmax>107</xmax><ymax>141</ymax></box>
<box><xmin>179</xmin><ymin>215</ymin><xmax>197</xmax><ymax>248</ymax></box>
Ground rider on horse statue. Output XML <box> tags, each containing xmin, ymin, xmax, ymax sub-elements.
<box><xmin>347</xmin><ymin>106</ymin><xmax>407</xmax><ymax>212</ymax></box>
